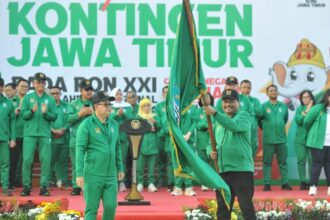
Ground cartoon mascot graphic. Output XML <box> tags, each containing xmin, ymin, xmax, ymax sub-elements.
<box><xmin>268</xmin><ymin>38</ymin><xmax>330</xmax><ymax>110</ymax></box>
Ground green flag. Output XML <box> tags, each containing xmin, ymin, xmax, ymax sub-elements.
<box><xmin>166</xmin><ymin>0</ymin><xmax>231</xmax><ymax>206</ymax></box>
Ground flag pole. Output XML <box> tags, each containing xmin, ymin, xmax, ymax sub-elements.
<box><xmin>202</xmin><ymin>94</ymin><xmax>220</xmax><ymax>173</ymax></box>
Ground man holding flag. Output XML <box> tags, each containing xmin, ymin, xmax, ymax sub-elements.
<box><xmin>205</xmin><ymin>89</ymin><xmax>256</xmax><ymax>220</ymax></box>
<box><xmin>166</xmin><ymin>0</ymin><xmax>231</xmax><ymax>205</ymax></box>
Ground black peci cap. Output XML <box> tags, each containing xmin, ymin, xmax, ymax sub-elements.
<box><xmin>222</xmin><ymin>89</ymin><xmax>239</xmax><ymax>101</ymax></box>
<box><xmin>91</xmin><ymin>91</ymin><xmax>115</xmax><ymax>104</ymax></box>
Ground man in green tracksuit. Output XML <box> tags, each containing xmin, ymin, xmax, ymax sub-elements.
<box><xmin>154</xmin><ymin>86</ymin><xmax>168</xmax><ymax>188</ymax></box>
<box><xmin>0</xmin><ymin>77</ymin><xmax>16</xmax><ymax>196</ymax></box>
<box><xmin>76</xmin><ymin>91</ymin><xmax>124</xmax><ymax>220</ymax></box>
<box><xmin>9</xmin><ymin>78</ymin><xmax>29</xmax><ymax>190</ymax></box>
<box><xmin>67</xmin><ymin>79</ymin><xmax>94</xmax><ymax>196</ymax></box>
<box><xmin>126</xmin><ymin>90</ymin><xmax>139</xmax><ymax>116</ymax></box>
<box><xmin>196</xmin><ymin>94</ymin><xmax>215</xmax><ymax>191</ymax></box>
<box><xmin>171</xmin><ymin>107</ymin><xmax>198</xmax><ymax>196</ymax></box>
<box><xmin>20</xmin><ymin>73</ymin><xmax>57</xmax><ymax>196</ymax></box>
<box><xmin>259</xmin><ymin>85</ymin><xmax>292</xmax><ymax>191</ymax></box>
<box><xmin>124</xmin><ymin>90</ymin><xmax>139</xmax><ymax>187</ymax></box>
<box><xmin>240</xmin><ymin>79</ymin><xmax>262</xmax><ymax>159</ymax></box>
<box><xmin>205</xmin><ymin>89</ymin><xmax>256</xmax><ymax>220</ymax></box>
<box><xmin>50</xmin><ymin>86</ymin><xmax>71</xmax><ymax>189</ymax></box>
<box><xmin>110</xmin><ymin>88</ymin><xmax>133</xmax><ymax>192</ymax></box>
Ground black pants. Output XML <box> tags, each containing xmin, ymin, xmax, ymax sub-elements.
<box><xmin>9</xmin><ymin>138</ymin><xmax>23</xmax><ymax>187</ymax></box>
<box><xmin>216</xmin><ymin>171</ymin><xmax>256</xmax><ymax>220</ymax></box>
<box><xmin>310</xmin><ymin>147</ymin><xmax>330</xmax><ymax>186</ymax></box>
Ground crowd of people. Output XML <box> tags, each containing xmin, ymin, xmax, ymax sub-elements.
<box><xmin>1</xmin><ymin>73</ymin><xmax>330</xmax><ymax>219</ymax></box>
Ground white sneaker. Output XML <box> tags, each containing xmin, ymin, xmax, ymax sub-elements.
<box><xmin>148</xmin><ymin>183</ymin><xmax>158</xmax><ymax>192</ymax></box>
<box><xmin>119</xmin><ymin>182</ymin><xmax>127</xmax><ymax>192</ymax></box>
<box><xmin>308</xmin><ymin>185</ymin><xmax>317</xmax><ymax>196</ymax></box>
<box><xmin>327</xmin><ymin>187</ymin><xmax>330</xmax><ymax>196</ymax></box>
<box><xmin>170</xmin><ymin>187</ymin><xmax>183</xmax><ymax>196</ymax></box>
<box><xmin>137</xmin><ymin>183</ymin><xmax>143</xmax><ymax>192</ymax></box>
<box><xmin>56</xmin><ymin>180</ymin><xmax>62</xmax><ymax>189</ymax></box>
<box><xmin>184</xmin><ymin>187</ymin><xmax>197</xmax><ymax>196</ymax></box>
<box><xmin>201</xmin><ymin>185</ymin><xmax>209</xmax><ymax>191</ymax></box>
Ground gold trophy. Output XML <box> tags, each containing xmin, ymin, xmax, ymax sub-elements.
<box><xmin>118</xmin><ymin>118</ymin><xmax>151</xmax><ymax>205</ymax></box>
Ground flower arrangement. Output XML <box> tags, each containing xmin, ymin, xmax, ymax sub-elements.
<box><xmin>185</xmin><ymin>199</ymin><xmax>330</xmax><ymax>220</ymax></box>
<box><xmin>0</xmin><ymin>200</ymin><xmax>81</xmax><ymax>220</ymax></box>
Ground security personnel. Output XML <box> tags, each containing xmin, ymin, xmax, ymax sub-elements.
<box><xmin>136</xmin><ymin>98</ymin><xmax>160</xmax><ymax>193</ymax></box>
<box><xmin>67</xmin><ymin>79</ymin><xmax>94</xmax><ymax>195</ymax></box>
<box><xmin>0</xmin><ymin>77</ymin><xmax>16</xmax><ymax>196</ymax></box>
<box><xmin>50</xmin><ymin>86</ymin><xmax>71</xmax><ymax>189</ymax></box>
<box><xmin>20</xmin><ymin>73</ymin><xmax>57</xmax><ymax>196</ymax></box>
<box><xmin>9</xmin><ymin>78</ymin><xmax>29</xmax><ymax>190</ymax></box>
<box><xmin>205</xmin><ymin>89</ymin><xmax>256</xmax><ymax>220</ymax></box>
<box><xmin>76</xmin><ymin>91</ymin><xmax>124</xmax><ymax>220</ymax></box>
<box><xmin>259</xmin><ymin>85</ymin><xmax>292</xmax><ymax>191</ymax></box>
<box><xmin>240</xmin><ymin>79</ymin><xmax>262</xmax><ymax>159</ymax></box>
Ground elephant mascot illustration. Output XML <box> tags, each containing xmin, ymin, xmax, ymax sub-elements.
<box><xmin>269</xmin><ymin>39</ymin><xmax>330</xmax><ymax>110</ymax></box>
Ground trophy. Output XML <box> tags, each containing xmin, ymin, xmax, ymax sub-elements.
<box><xmin>118</xmin><ymin>118</ymin><xmax>151</xmax><ymax>205</ymax></box>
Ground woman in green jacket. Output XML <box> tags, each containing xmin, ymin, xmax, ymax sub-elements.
<box><xmin>136</xmin><ymin>98</ymin><xmax>160</xmax><ymax>192</ymax></box>
<box><xmin>293</xmin><ymin>90</ymin><xmax>314</xmax><ymax>190</ymax></box>
<box><xmin>304</xmin><ymin>89</ymin><xmax>330</xmax><ymax>196</ymax></box>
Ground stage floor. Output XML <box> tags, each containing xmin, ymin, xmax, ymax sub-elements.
<box><xmin>1</xmin><ymin>186</ymin><xmax>329</xmax><ymax>220</ymax></box>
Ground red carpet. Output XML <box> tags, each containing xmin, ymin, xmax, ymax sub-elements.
<box><xmin>1</xmin><ymin>186</ymin><xmax>329</xmax><ymax>220</ymax></box>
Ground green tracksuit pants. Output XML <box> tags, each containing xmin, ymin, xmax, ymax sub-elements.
<box><xmin>137</xmin><ymin>154</ymin><xmax>157</xmax><ymax>185</ymax></box>
<box><xmin>22</xmin><ymin>137</ymin><xmax>51</xmax><ymax>188</ymax></box>
<box><xmin>84</xmin><ymin>175</ymin><xmax>118</xmax><ymax>220</ymax></box>
<box><xmin>156</xmin><ymin>138</ymin><xmax>166</xmax><ymax>186</ymax></box>
<box><xmin>51</xmin><ymin>143</ymin><xmax>70</xmax><ymax>185</ymax></box>
<box><xmin>0</xmin><ymin>141</ymin><xmax>10</xmax><ymax>190</ymax></box>
<box><xmin>70</xmin><ymin>146</ymin><xmax>78</xmax><ymax>188</ymax></box>
<box><xmin>295</xmin><ymin>143</ymin><xmax>312</xmax><ymax>183</ymax></box>
<box><xmin>263</xmin><ymin>143</ymin><xmax>288</xmax><ymax>185</ymax></box>
<box><xmin>119</xmin><ymin>140</ymin><xmax>129</xmax><ymax>185</ymax></box>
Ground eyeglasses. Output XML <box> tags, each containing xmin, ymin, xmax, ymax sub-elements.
<box><xmin>51</xmin><ymin>92</ymin><xmax>60</xmax><ymax>95</ymax></box>
<box><xmin>126</xmin><ymin>95</ymin><xmax>136</xmax><ymax>99</ymax></box>
<box><xmin>84</xmin><ymin>88</ymin><xmax>93</xmax><ymax>92</ymax></box>
<box><xmin>98</xmin><ymin>103</ymin><xmax>112</xmax><ymax>108</ymax></box>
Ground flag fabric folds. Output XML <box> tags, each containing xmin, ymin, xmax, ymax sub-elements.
<box><xmin>166</xmin><ymin>0</ymin><xmax>231</xmax><ymax>206</ymax></box>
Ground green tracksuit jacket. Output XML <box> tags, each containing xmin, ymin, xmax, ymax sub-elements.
<box><xmin>207</xmin><ymin>110</ymin><xmax>253</xmax><ymax>173</ymax></box>
<box><xmin>21</xmin><ymin>91</ymin><xmax>57</xmax><ymax>137</ymax></box>
<box><xmin>76</xmin><ymin>114</ymin><xmax>124</xmax><ymax>177</ymax></box>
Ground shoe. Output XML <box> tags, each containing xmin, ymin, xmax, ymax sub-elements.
<box><xmin>20</xmin><ymin>187</ymin><xmax>31</xmax><ymax>196</ymax></box>
<box><xmin>56</xmin><ymin>180</ymin><xmax>62</xmax><ymax>189</ymax></box>
<box><xmin>308</xmin><ymin>185</ymin><xmax>317</xmax><ymax>196</ymax></box>
<box><xmin>119</xmin><ymin>182</ymin><xmax>127</xmax><ymax>192</ymax></box>
<box><xmin>2</xmin><ymin>189</ymin><xmax>12</xmax><ymax>197</ymax></box>
<box><xmin>39</xmin><ymin>186</ymin><xmax>50</xmax><ymax>196</ymax></box>
<box><xmin>167</xmin><ymin>183</ymin><xmax>174</xmax><ymax>192</ymax></box>
<box><xmin>8</xmin><ymin>185</ymin><xmax>14</xmax><ymax>192</ymax></box>
<box><xmin>300</xmin><ymin>182</ymin><xmax>309</xmax><ymax>190</ymax></box>
<box><xmin>137</xmin><ymin>183</ymin><xmax>143</xmax><ymax>192</ymax></box>
<box><xmin>70</xmin><ymin>188</ymin><xmax>81</xmax><ymax>196</ymax></box>
<box><xmin>60</xmin><ymin>184</ymin><xmax>72</xmax><ymax>191</ymax></box>
<box><xmin>281</xmin><ymin>183</ymin><xmax>292</xmax><ymax>191</ymax></box>
<box><xmin>184</xmin><ymin>187</ymin><xmax>197</xmax><ymax>196</ymax></box>
<box><xmin>327</xmin><ymin>186</ymin><xmax>330</xmax><ymax>196</ymax></box>
<box><xmin>148</xmin><ymin>183</ymin><xmax>158</xmax><ymax>192</ymax></box>
<box><xmin>263</xmin><ymin>184</ymin><xmax>271</xmax><ymax>191</ymax></box>
<box><xmin>171</xmin><ymin>187</ymin><xmax>183</xmax><ymax>196</ymax></box>
<box><xmin>201</xmin><ymin>185</ymin><xmax>209</xmax><ymax>191</ymax></box>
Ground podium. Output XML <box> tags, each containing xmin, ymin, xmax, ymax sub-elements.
<box><xmin>118</xmin><ymin>118</ymin><xmax>151</xmax><ymax>206</ymax></box>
